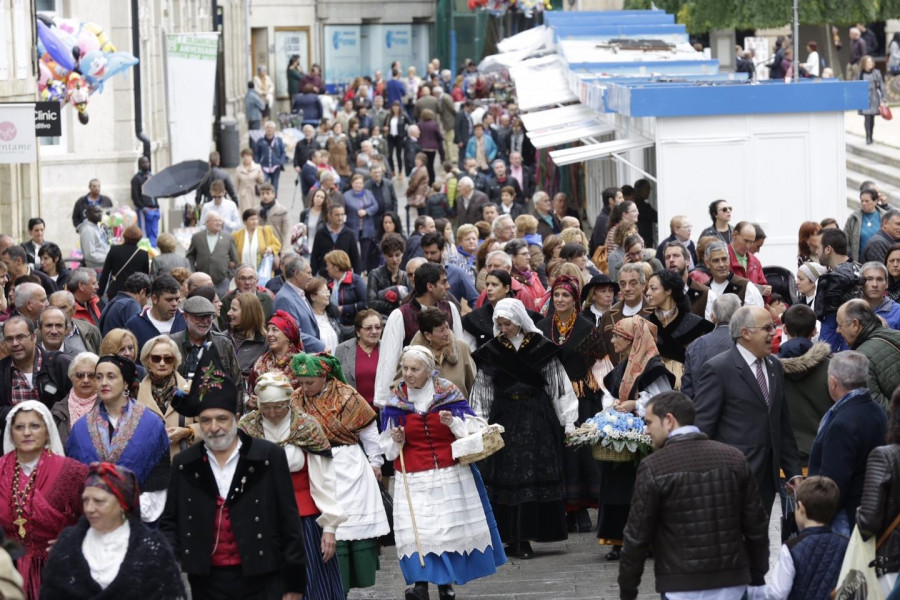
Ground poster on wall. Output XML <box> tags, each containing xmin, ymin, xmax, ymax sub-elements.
<box><xmin>382</xmin><ymin>24</ymin><xmax>414</xmax><ymax>77</ymax></box>
<box><xmin>0</xmin><ymin>103</ymin><xmax>37</xmax><ymax>164</ymax></box>
<box><xmin>165</xmin><ymin>33</ymin><xmax>219</xmax><ymax>164</ymax></box>
<box><xmin>323</xmin><ymin>25</ymin><xmax>361</xmax><ymax>93</ymax></box>
<box><xmin>274</xmin><ymin>27</ymin><xmax>310</xmax><ymax>100</ymax></box>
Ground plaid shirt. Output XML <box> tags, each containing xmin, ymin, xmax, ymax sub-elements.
<box><xmin>10</xmin><ymin>350</ymin><xmax>42</xmax><ymax>406</ymax></box>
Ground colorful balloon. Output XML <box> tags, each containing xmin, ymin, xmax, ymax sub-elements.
<box><xmin>37</xmin><ymin>20</ymin><xmax>75</xmax><ymax>71</ymax></box>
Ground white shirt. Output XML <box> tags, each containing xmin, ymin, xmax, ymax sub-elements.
<box><xmin>805</xmin><ymin>51</ymin><xmax>820</xmax><ymax>77</ymax></box>
<box><xmin>622</xmin><ymin>301</ymin><xmax>644</xmax><ymax>317</ymax></box>
<box><xmin>764</xmin><ymin>544</ymin><xmax>796</xmax><ymax>600</ymax></box>
<box><xmin>315</xmin><ymin>313</ymin><xmax>339</xmax><ymax>353</ymax></box>
<box><xmin>706</xmin><ymin>278</ymin><xmax>765</xmax><ymax>319</ymax></box>
<box><xmin>736</xmin><ymin>342</ymin><xmax>769</xmax><ymax>389</ymax></box>
<box><xmin>82</xmin><ymin>520</ymin><xmax>130</xmax><ymax>589</ymax></box>
<box><xmin>206</xmin><ymin>439</ymin><xmax>243</xmax><ymax>499</ymax></box>
<box><xmin>146</xmin><ymin>311</ymin><xmax>176</xmax><ymax>335</ymax></box>
<box><xmin>200</xmin><ymin>199</ymin><xmax>241</xmax><ymax>234</ymax></box>
<box><xmin>241</xmin><ymin>229</ymin><xmax>260</xmax><ymax>267</ymax></box>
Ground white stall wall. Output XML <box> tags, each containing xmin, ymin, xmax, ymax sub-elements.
<box><xmin>654</xmin><ymin>111</ymin><xmax>847</xmax><ymax>272</ymax></box>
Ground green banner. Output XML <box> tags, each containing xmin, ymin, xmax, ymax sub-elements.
<box><xmin>166</xmin><ymin>36</ymin><xmax>218</xmax><ymax>61</ymax></box>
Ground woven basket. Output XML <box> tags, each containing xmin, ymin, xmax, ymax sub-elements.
<box><xmin>592</xmin><ymin>444</ymin><xmax>635</xmax><ymax>463</ymax></box>
<box><xmin>458</xmin><ymin>426</ymin><xmax>505</xmax><ymax>465</ymax></box>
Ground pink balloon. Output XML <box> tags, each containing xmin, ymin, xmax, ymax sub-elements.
<box><xmin>77</xmin><ymin>30</ymin><xmax>100</xmax><ymax>56</ymax></box>
<box><xmin>38</xmin><ymin>62</ymin><xmax>52</xmax><ymax>90</ymax></box>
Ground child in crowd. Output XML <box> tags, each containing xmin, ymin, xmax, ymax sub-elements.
<box><xmin>424</xmin><ymin>181</ymin><xmax>453</xmax><ymax>219</ymax></box>
<box><xmin>763</xmin><ymin>476</ymin><xmax>849</xmax><ymax>600</ymax></box>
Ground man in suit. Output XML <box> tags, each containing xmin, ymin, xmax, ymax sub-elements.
<box><xmin>694</xmin><ymin>305</ymin><xmax>803</xmax><ymax>511</ymax></box>
<box><xmin>807</xmin><ymin>350</ymin><xmax>887</xmax><ymax>535</ymax></box>
<box><xmin>455</xmin><ymin>177</ymin><xmax>489</xmax><ymax>227</ymax></box>
<box><xmin>273</xmin><ymin>256</ymin><xmax>325</xmax><ymax>352</ymax></box>
<box><xmin>681</xmin><ymin>293</ymin><xmax>741</xmax><ymax>398</ymax></box>
<box><xmin>403</xmin><ymin>124</ymin><xmax>423</xmax><ymax>176</ymax></box>
<box><xmin>455</xmin><ymin>101</ymin><xmax>475</xmax><ymax>169</ymax></box>
<box><xmin>186</xmin><ymin>213</ymin><xmax>238</xmax><ymax>298</ymax></box>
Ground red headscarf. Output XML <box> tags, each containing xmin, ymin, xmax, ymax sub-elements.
<box><xmin>85</xmin><ymin>462</ymin><xmax>140</xmax><ymax>514</ymax></box>
<box><xmin>551</xmin><ymin>275</ymin><xmax>581</xmax><ymax>310</ymax></box>
<box><xmin>268</xmin><ymin>310</ymin><xmax>301</xmax><ymax>348</ymax></box>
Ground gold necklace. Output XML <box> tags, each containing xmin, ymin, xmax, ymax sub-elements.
<box><xmin>553</xmin><ymin>311</ymin><xmax>577</xmax><ymax>344</ymax></box>
<box><xmin>11</xmin><ymin>454</ymin><xmax>41</xmax><ymax>540</ymax></box>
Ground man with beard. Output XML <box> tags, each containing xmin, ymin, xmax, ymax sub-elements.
<box><xmin>162</xmin><ymin>353</ymin><xmax>306</xmax><ymax>600</ymax></box>
<box><xmin>168</xmin><ymin>296</ymin><xmax>241</xmax><ymax>385</ymax></box>
<box><xmin>663</xmin><ymin>241</ymin><xmax>709</xmax><ymax>318</ymax></box>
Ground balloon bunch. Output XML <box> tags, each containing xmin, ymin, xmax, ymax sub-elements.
<box><xmin>137</xmin><ymin>238</ymin><xmax>161</xmax><ymax>258</ymax></box>
<box><xmin>36</xmin><ymin>13</ymin><xmax>139</xmax><ymax>125</ymax></box>
<box><xmin>107</xmin><ymin>205</ymin><xmax>139</xmax><ymax>242</ymax></box>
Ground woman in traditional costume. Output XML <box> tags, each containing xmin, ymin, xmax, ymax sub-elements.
<box><xmin>249</xmin><ymin>310</ymin><xmax>304</xmax><ymax>397</ymax></box>
<box><xmin>40</xmin><ymin>463</ymin><xmax>185</xmax><ymax>599</ymax></box>
<box><xmin>469</xmin><ymin>299</ymin><xmax>578</xmax><ymax>559</ymax></box>
<box><xmin>0</xmin><ymin>401</ymin><xmax>88</xmax><ymax>599</ymax></box>
<box><xmin>381</xmin><ymin>345</ymin><xmax>506</xmax><ymax>600</ymax></box>
<box><xmin>597</xmin><ymin>317</ymin><xmax>674</xmax><ymax>560</ymax></box>
<box><xmin>537</xmin><ymin>274</ymin><xmax>609</xmax><ymax>533</ymax></box>
<box><xmin>240</xmin><ymin>372</ymin><xmax>347</xmax><ymax>600</ymax></box>
<box><xmin>65</xmin><ymin>355</ymin><xmax>171</xmax><ymax>521</ymax></box>
<box><xmin>290</xmin><ymin>352</ymin><xmax>389</xmax><ymax>595</ymax></box>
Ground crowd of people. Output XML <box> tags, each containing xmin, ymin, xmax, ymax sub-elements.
<box><xmin>0</xmin><ymin>53</ymin><xmax>898</xmax><ymax>600</ymax></box>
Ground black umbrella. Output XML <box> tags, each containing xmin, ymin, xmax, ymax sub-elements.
<box><xmin>141</xmin><ymin>159</ymin><xmax>209</xmax><ymax>198</ymax></box>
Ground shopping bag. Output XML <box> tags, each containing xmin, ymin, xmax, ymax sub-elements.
<box><xmin>833</xmin><ymin>525</ymin><xmax>885</xmax><ymax>600</ymax></box>
<box><xmin>257</xmin><ymin>253</ymin><xmax>274</xmax><ymax>287</ymax></box>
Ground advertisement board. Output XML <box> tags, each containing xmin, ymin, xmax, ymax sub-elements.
<box><xmin>323</xmin><ymin>25</ymin><xmax>361</xmax><ymax>93</ymax></box>
<box><xmin>0</xmin><ymin>103</ymin><xmax>36</xmax><ymax>164</ymax></box>
<box><xmin>165</xmin><ymin>33</ymin><xmax>219</xmax><ymax>164</ymax></box>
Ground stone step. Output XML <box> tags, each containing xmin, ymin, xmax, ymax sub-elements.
<box><xmin>845</xmin><ymin>169</ymin><xmax>900</xmax><ymax>206</ymax></box>
<box><xmin>845</xmin><ymin>132</ymin><xmax>900</xmax><ymax>164</ymax></box>
<box><xmin>846</xmin><ymin>154</ymin><xmax>900</xmax><ymax>191</ymax></box>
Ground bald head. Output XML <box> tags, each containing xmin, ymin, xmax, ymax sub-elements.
<box><xmin>15</xmin><ymin>283</ymin><xmax>48</xmax><ymax>321</ymax></box>
<box><xmin>187</xmin><ymin>272</ymin><xmax>214</xmax><ymax>293</ymax></box>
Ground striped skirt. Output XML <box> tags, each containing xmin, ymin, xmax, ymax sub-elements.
<box><xmin>300</xmin><ymin>516</ymin><xmax>346</xmax><ymax>600</ymax></box>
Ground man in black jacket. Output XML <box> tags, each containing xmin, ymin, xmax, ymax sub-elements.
<box><xmin>162</xmin><ymin>354</ymin><xmax>306</xmax><ymax>600</ymax></box>
<box><xmin>454</xmin><ymin>100</ymin><xmax>475</xmax><ymax>168</ymax></box>
<box><xmin>71</xmin><ymin>178</ymin><xmax>114</xmax><ymax>229</ymax></box>
<box><xmin>130</xmin><ymin>156</ymin><xmax>160</xmax><ymax>244</ymax></box>
<box><xmin>619</xmin><ymin>391</ymin><xmax>769</xmax><ymax>600</ymax></box>
<box><xmin>195</xmin><ymin>151</ymin><xmax>238</xmax><ymax>205</ymax></box>
<box><xmin>0</xmin><ymin>316</ymin><xmax>72</xmax><ymax>428</ymax></box>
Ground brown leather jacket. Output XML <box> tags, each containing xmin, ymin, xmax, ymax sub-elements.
<box><xmin>857</xmin><ymin>444</ymin><xmax>900</xmax><ymax>575</ymax></box>
<box><xmin>618</xmin><ymin>432</ymin><xmax>769</xmax><ymax>599</ymax></box>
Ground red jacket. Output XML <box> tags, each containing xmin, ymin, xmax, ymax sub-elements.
<box><xmin>73</xmin><ymin>296</ymin><xmax>102</xmax><ymax>326</ymax></box>
<box><xmin>728</xmin><ymin>245</ymin><xmax>768</xmax><ymax>289</ymax></box>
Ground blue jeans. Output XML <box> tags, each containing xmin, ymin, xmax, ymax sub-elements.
<box><xmin>141</xmin><ymin>208</ymin><xmax>160</xmax><ymax>247</ymax></box>
<box><xmin>831</xmin><ymin>510</ymin><xmax>851</xmax><ymax>537</ymax></box>
<box><xmin>265</xmin><ymin>168</ymin><xmax>281</xmax><ymax>195</ymax></box>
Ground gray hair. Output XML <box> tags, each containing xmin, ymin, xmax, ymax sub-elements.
<box><xmin>235</xmin><ymin>263</ymin><xmax>259</xmax><ymax>278</ymax></box>
<box><xmin>457</xmin><ymin>176</ymin><xmax>474</xmax><ymax>190</ymax></box>
<box><xmin>704</xmin><ymin>240</ymin><xmax>728</xmax><ymax>262</ymax></box>
<box><xmin>533</xmin><ymin>190</ymin><xmax>549</xmax><ymax>204</ymax></box>
<box><xmin>486</xmin><ymin>250</ymin><xmax>512</xmax><ymax>268</ymax></box>
<box><xmin>14</xmin><ymin>283</ymin><xmax>43</xmax><ymax>310</ymax></box>
<box><xmin>139</xmin><ymin>334</ymin><xmax>184</xmax><ymax>370</ymax></box>
<box><xmin>284</xmin><ymin>256</ymin><xmax>310</xmax><ymax>279</ymax></box>
<box><xmin>729</xmin><ymin>306</ymin><xmax>758</xmax><ymax>341</ymax></box>
<box><xmin>841</xmin><ymin>298</ymin><xmax>881</xmax><ymax>330</ymax></box>
<box><xmin>619</xmin><ymin>262</ymin><xmax>647</xmax><ymax>284</ymax></box>
<box><xmin>492</xmin><ymin>215</ymin><xmax>514</xmax><ymax>237</ymax></box>
<box><xmin>68</xmin><ymin>351</ymin><xmax>100</xmax><ymax>379</ymax></box>
<box><xmin>49</xmin><ymin>290</ymin><xmax>75</xmax><ymax>310</ymax></box>
<box><xmin>827</xmin><ymin>350</ymin><xmax>869</xmax><ymax>390</ymax></box>
<box><xmin>711</xmin><ymin>293</ymin><xmax>742</xmax><ymax>324</ymax></box>
<box><xmin>884</xmin><ymin>209</ymin><xmax>900</xmax><ymax>224</ymax></box>
<box><xmin>861</xmin><ymin>261</ymin><xmax>889</xmax><ymax>280</ymax></box>
<box><xmin>66</xmin><ymin>267</ymin><xmax>95</xmax><ymax>290</ymax></box>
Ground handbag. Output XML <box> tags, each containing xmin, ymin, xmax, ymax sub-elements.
<box><xmin>879</xmin><ymin>104</ymin><xmax>893</xmax><ymax>120</ymax></box>
<box><xmin>832</xmin><ymin>525</ymin><xmax>886</xmax><ymax>600</ymax></box>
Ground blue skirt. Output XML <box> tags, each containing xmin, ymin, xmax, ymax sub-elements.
<box><xmin>300</xmin><ymin>516</ymin><xmax>346</xmax><ymax>600</ymax></box>
<box><xmin>399</xmin><ymin>465</ymin><xmax>507</xmax><ymax>585</ymax></box>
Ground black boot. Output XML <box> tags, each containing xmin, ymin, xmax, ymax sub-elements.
<box><xmin>438</xmin><ymin>584</ymin><xmax>456</xmax><ymax>600</ymax></box>
<box><xmin>576</xmin><ymin>508</ymin><xmax>593</xmax><ymax>533</ymax></box>
<box><xmin>405</xmin><ymin>582</ymin><xmax>429</xmax><ymax>600</ymax></box>
<box><xmin>518</xmin><ymin>541</ymin><xmax>534</xmax><ymax>559</ymax></box>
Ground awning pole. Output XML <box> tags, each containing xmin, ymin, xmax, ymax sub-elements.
<box><xmin>608</xmin><ymin>152</ymin><xmax>657</xmax><ymax>182</ymax></box>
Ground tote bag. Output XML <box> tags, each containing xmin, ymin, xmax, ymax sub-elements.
<box><xmin>833</xmin><ymin>525</ymin><xmax>885</xmax><ymax>600</ymax></box>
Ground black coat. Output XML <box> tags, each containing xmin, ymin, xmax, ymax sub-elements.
<box><xmin>403</xmin><ymin>138</ymin><xmax>423</xmax><ymax>176</ymax></box>
<box><xmin>40</xmin><ymin>516</ymin><xmax>186</xmax><ymax>599</ymax></box>
<box><xmin>645</xmin><ymin>309</ymin><xmax>714</xmax><ymax>364</ymax></box>
<box><xmin>694</xmin><ymin>345</ymin><xmax>802</xmax><ymax>507</ymax></box>
<box><xmin>98</xmin><ymin>244</ymin><xmax>150</xmax><ymax>301</ymax></box>
<box><xmin>310</xmin><ymin>226</ymin><xmax>362</xmax><ymax>276</ymax></box>
<box><xmin>367</xmin><ymin>264</ymin><xmax>409</xmax><ymax>316</ymax></box>
<box><xmin>160</xmin><ymin>430</ymin><xmax>306</xmax><ymax>597</ymax></box>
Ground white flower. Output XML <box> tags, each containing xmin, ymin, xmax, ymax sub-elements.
<box><xmin>626</xmin><ymin>417</ymin><xmax>634</xmax><ymax>427</ymax></box>
<box><xmin>602</xmin><ymin>425</ymin><xmax>613</xmax><ymax>434</ymax></box>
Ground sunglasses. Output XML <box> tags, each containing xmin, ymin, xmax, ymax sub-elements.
<box><xmin>149</xmin><ymin>354</ymin><xmax>176</xmax><ymax>365</ymax></box>
<box><xmin>74</xmin><ymin>372</ymin><xmax>95</xmax><ymax>380</ymax></box>
<box><xmin>719</xmin><ymin>207</ymin><xmax>733</xmax><ymax>212</ymax></box>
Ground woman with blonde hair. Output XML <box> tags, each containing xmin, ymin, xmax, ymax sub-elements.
<box><xmin>136</xmin><ymin>335</ymin><xmax>195</xmax><ymax>459</ymax></box>
<box><xmin>150</xmin><ymin>233</ymin><xmax>190</xmax><ymax>276</ymax></box>
<box><xmin>100</xmin><ymin>328</ymin><xmax>144</xmax><ymax>383</ymax></box>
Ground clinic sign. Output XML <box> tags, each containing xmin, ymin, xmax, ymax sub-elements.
<box><xmin>35</xmin><ymin>102</ymin><xmax>61</xmax><ymax>137</ymax></box>
<box><xmin>0</xmin><ymin>103</ymin><xmax>36</xmax><ymax>164</ymax></box>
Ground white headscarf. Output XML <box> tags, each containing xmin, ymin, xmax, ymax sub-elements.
<box><xmin>3</xmin><ymin>401</ymin><xmax>65</xmax><ymax>455</ymax></box>
<box><xmin>401</xmin><ymin>345</ymin><xmax>437</xmax><ymax>374</ymax></box>
<box><xmin>492</xmin><ymin>298</ymin><xmax>542</xmax><ymax>337</ymax></box>
<box><xmin>254</xmin><ymin>372</ymin><xmax>294</xmax><ymax>404</ymax></box>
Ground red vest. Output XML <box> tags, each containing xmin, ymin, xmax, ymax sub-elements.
<box><xmin>394</xmin><ymin>412</ymin><xmax>457</xmax><ymax>473</ymax></box>
<box><xmin>398</xmin><ymin>299</ymin><xmax>454</xmax><ymax>346</ymax></box>
<box><xmin>291</xmin><ymin>465</ymin><xmax>319</xmax><ymax>517</ymax></box>
<box><xmin>210</xmin><ymin>496</ymin><xmax>241</xmax><ymax>567</ymax></box>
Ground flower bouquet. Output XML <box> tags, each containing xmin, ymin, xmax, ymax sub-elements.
<box><xmin>565</xmin><ymin>408</ymin><xmax>654</xmax><ymax>463</ymax></box>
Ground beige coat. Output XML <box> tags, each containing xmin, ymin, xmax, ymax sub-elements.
<box><xmin>408</xmin><ymin>331</ymin><xmax>477</xmax><ymax>399</ymax></box>
<box><xmin>235</xmin><ymin>161</ymin><xmax>265</xmax><ymax>214</ymax></box>
<box><xmin>136</xmin><ymin>372</ymin><xmax>199</xmax><ymax>459</ymax></box>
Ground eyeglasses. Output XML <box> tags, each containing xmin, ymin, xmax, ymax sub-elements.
<box><xmin>719</xmin><ymin>207</ymin><xmax>733</xmax><ymax>213</ymax></box>
<box><xmin>12</xmin><ymin>424</ymin><xmax>44</xmax><ymax>433</ymax></box>
<box><xmin>4</xmin><ymin>334</ymin><xmax>31</xmax><ymax>345</ymax></box>
<box><xmin>747</xmin><ymin>323</ymin><xmax>777</xmax><ymax>332</ymax></box>
<box><xmin>74</xmin><ymin>372</ymin><xmax>95</xmax><ymax>380</ymax></box>
<box><xmin>236</xmin><ymin>276</ymin><xmax>257</xmax><ymax>283</ymax></box>
<box><xmin>149</xmin><ymin>354</ymin><xmax>176</xmax><ymax>365</ymax></box>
